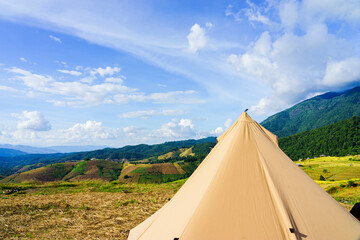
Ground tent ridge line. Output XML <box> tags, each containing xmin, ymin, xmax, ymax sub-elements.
<box><xmin>252</xmin><ymin>129</ymin><xmax>297</xmax><ymax>240</ymax></box>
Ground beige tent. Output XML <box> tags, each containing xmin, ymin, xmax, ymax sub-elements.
<box><xmin>128</xmin><ymin>112</ymin><xmax>360</xmax><ymax>240</ymax></box>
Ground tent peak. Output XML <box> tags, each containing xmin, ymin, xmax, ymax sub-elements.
<box><xmin>238</xmin><ymin>111</ymin><xmax>254</xmax><ymax>123</ymax></box>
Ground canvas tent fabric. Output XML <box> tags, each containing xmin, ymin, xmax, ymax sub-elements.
<box><xmin>128</xmin><ymin>112</ymin><xmax>360</xmax><ymax>240</ymax></box>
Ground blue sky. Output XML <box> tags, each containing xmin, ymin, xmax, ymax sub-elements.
<box><xmin>0</xmin><ymin>0</ymin><xmax>359</xmax><ymax>147</ymax></box>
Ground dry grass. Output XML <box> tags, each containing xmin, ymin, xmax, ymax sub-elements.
<box><xmin>0</xmin><ymin>181</ymin><xmax>181</xmax><ymax>239</ymax></box>
<box><xmin>146</xmin><ymin>163</ymin><xmax>180</xmax><ymax>175</ymax></box>
<box><xmin>179</xmin><ymin>147</ymin><xmax>194</xmax><ymax>157</ymax></box>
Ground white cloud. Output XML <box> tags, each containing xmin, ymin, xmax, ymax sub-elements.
<box><xmin>205</xmin><ymin>22</ymin><xmax>213</xmax><ymax>29</ymax></box>
<box><xmin>302</xmin><ymin>0</ymin><xmax>360</xmax><ymax>24</ymax></box>
<box><xmin>226</xmin><ymin>0</ymin><xmax>272</xmax><ymax>26</ymax></box>
<box><xmin>156</xmin><ymin>118</ymin><xmax>197</xmax><ymax>139</ymax></box>
<box><xmin>104</xmin><ymin>77</ymin><xmax>124</xmax><ymax>84</ymax></box>
<box><xmin>243</xmin><ymin>1</ymin><xmax>271</xmax><ymax>26</ymax></box>
<box><xmin>8</xmin><ymin>67</ymin><xmax>135</xmax><ymax>106</ymax></box>
<box><xmin>12</xmin><ymin>111</ymin><xmax>51</xmax><ymax>131</ymax></box>
<box><xmin>56</xmin><ymin>60</ymin><xmax>67</xmax><ymax>67</ymax></box>
<box><xmin>90</xmin><ymin>66</ymin><xmax>121</xmax><ymax>77</ymax></box>
<box><xmin>8</xmin><ymin>67</ymin><xmax>54</xmax><ymax>90</ymax></box>
<box><xmin>123</xmin><ymin>126</ymin><xmax>143</xmax><ymax>136</ymax></box>
<box><xmin>225</xmin><ymin>4</ymin><xmax>242</xmax><ymax>21</ymax></box>
<box><xmin>210</xmin><ymin>118</ymin><xmax>233</xmax><ymax>136</ymax></box>
<box><xmin>148</xmin><ymin>90</ymin><xmax>206</xmax><ymax>104</ymax></box>
<box><xmin>210</xmin><ymin>127</ymin><xmax>224</xmax><ymax>135</ymax></box>
<box><xmin>228</xmin><ymin>14</ymin><xmax>360</xmax><ymax>115</ymax></box>
<box><xmin>64</xmin><ymin>121</ymin><xmax>118</xmax><ymax>140</ymax></box>
<box><xmin>57</xmin><ymin>69</ymin><xmax>82</xmax><ymax>76</ymax></box>
<box><xmin>0</xmin><ymin>85</ymin><xmax>18</xmax><ymax>92</ymax></box>
<box><xmin>118</xmin><ymin>109</ymin><xmax>186</xmax><ymax>119</ymax></box>
<box><xmin>322</xmin><ymin>57</ymin><xmax>360</xmax><ymax>87</ymax></box>
<box><xmin>49</xmin><ymin>35</ymin><xmax>62</xmax><ymax>43</ymax></box>
<box><xmin>7</xmin><ymin>67</ymin><xmax>204</xmax><ymax>107</ymax></box>
<box><xmin>19</xmin><ymin>57</ymin><xmax>27</xmax><ymax>62</ymax></box>
<box><xmin>187</xmin><ymin>24</ymin><xmax>207</xmax><ymax>53</ymax></box>
<box><xmin>279</xmin><ymin>0</ymin><xmax>299</xmax><ymax>30</ymax></box>
<box><xmin>114</xmin><ymin>90</ymin><xmax>205</xmax><ymax>105</ymax></box>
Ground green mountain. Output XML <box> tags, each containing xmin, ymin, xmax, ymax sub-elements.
<box><xmin>279</xmin><ymin>116</ymin><xmax>360</xmax><ymax>160</ymax></box>
<box><xmin>261</xmin><ymin>86</ymin><xmax>360</xmax><ymax>137</ymax></box>
<box><xmin>0</xmin><ymin>137</ymin><xmax>216</xmax><ymax>178</ymax></box>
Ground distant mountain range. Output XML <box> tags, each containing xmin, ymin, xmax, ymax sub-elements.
<box><xmin>0</xmin><ymin>144</ymin><xmax>107</xmax><ymax>154</ymax></box>
<box><xmin>0</xmin><ymin>137</ymin><xmax>216</xmax><ymax>178</ymax></box>
<box><xmin>0</xmin><ymin>138</ymin><xmax>217</xmax><ymax>183</ymax></box>
<box><xmin>0</xmin><ymin>148</ymin><xmax>27</xmax><ymax>157</ymax></box>
<box><xmin>261</xmin><ymin>86</ymin><xmax>360</xmax><ymax>137</ymax></box>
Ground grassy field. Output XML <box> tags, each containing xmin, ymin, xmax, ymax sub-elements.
<box><xmin>294</xmin><ymin>155</ymin><xmax>360</xmax><ymax>209</ymax></box>
<box><xmin>0</xmin><ymin>156</ymin><xmax>359</xmax><ymax>239</ymax></box>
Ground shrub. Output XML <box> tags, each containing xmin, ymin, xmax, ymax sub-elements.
<box><xmin>347</xmin><ymin>180</ymin><xmax>357</xmax><ymax>187</ymax></box>
<box><xmin>319</xmin><ymin>175</ymin><xmax>326</xmax><ymax>181</ymax></box>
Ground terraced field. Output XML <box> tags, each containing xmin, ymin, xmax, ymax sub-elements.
<box><xmin>1</xmin><ymin>160</ymin><xmax>123</xmax><ymax>183</ymax></box>
<box><xmin>119</xmin><ymin>163</ymin><xmax>187</xmax><ymax>183</ymax></box>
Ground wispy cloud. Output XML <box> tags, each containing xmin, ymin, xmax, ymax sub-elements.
<box><xmin>7</xmin><ymin>67</ymin><xmax>205</xmax><ymax>107</ymax></box>
<box><xmin>118</xmin><ymin>109</ymin><xmax>186</xmax><ymax>119</ymax></box>
<box><xmin>57</xmin><ymin>69</ymin><xmax>82</xmax><ymax>76</ymax></box>
<box><xmin>49</xmin><ymin>35</ymin><xmax>62</xmax><ymax>43</ymax></box>
<box><xmin>90</xmin><ymin>66</ymin><xmax>121</xmax><ymax>77</ymax></box>
<box><xmin>0</xmin><ymin>85</ymin><xmax>18</xmax><ymax>92</ymax></box>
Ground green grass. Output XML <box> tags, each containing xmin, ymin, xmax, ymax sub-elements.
<box><xmin>295</xmin><ymin>156</ymin><xmax>360</xmax><ymax>208</ymax></box>
<box><xmin>131</xmin><ymin>167</ymin><xmax>147</xmax><ymax>174</ymax></box>
<box><xmin>295</xmin><ymin>156</ymin><xmax>360</xmax><ymax>181</ymax></box>
<box><xmin>0</xmin><ymin>179</ymin><xmax>187</xmax><ymax>196</ymax></box>
<box><xmin>49</xmin><ymin>163</ymin><xmax>74</xmax><ymax>180</ymax></box>
<box><xmin>96</xmin><ymin>160</ymin><xmax>123</xmax><ymax>181</ymax></box>
<box><xmin>71</xmin><ymin>161</ymin><xmax>86</xmax><ymax>174</ymax></box>
<box><xmin>138</xmin><ymin>174</ymin><xmax>186</xmax><ymax>184</ymax></box>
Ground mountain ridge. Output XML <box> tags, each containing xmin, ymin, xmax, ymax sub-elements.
<box><xmin>261</xmin><ymin>86</ymin><xmax>360</xmax><ymax>137</ymax></box>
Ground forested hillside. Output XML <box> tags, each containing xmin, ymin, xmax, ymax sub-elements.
<box><xmin>279</xmin><ymin>116</ymin><xmax>360</xmax><ymax>160</ymax></box>
<box><xmin>0</xmin><ymin>137</ymin><xmax>216</xmax><ymax>178</ymax></box>
<box><xmin>262</xmin><ymin>86</ymin><xmax>360</xmax><ymax>137</ymax></box>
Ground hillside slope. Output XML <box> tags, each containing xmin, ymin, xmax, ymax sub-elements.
<box><xmin>1</xmin><ymin>160</ymin><xmax>123</xmax><ymax>183</ymax></box>
<box><xmin>279</xmin><ymin>116</ymin><xmax>360</xmax><ymax>160</ymax></box>
<box><xmin>261</xmin><ymin>86</ymin><xmax>360</xmax><ymax>137</ymax></box>
<box><xmin>0</xmin><ymin>137</ymin><xmax>216</xmax><ymax>178</ymax></box>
